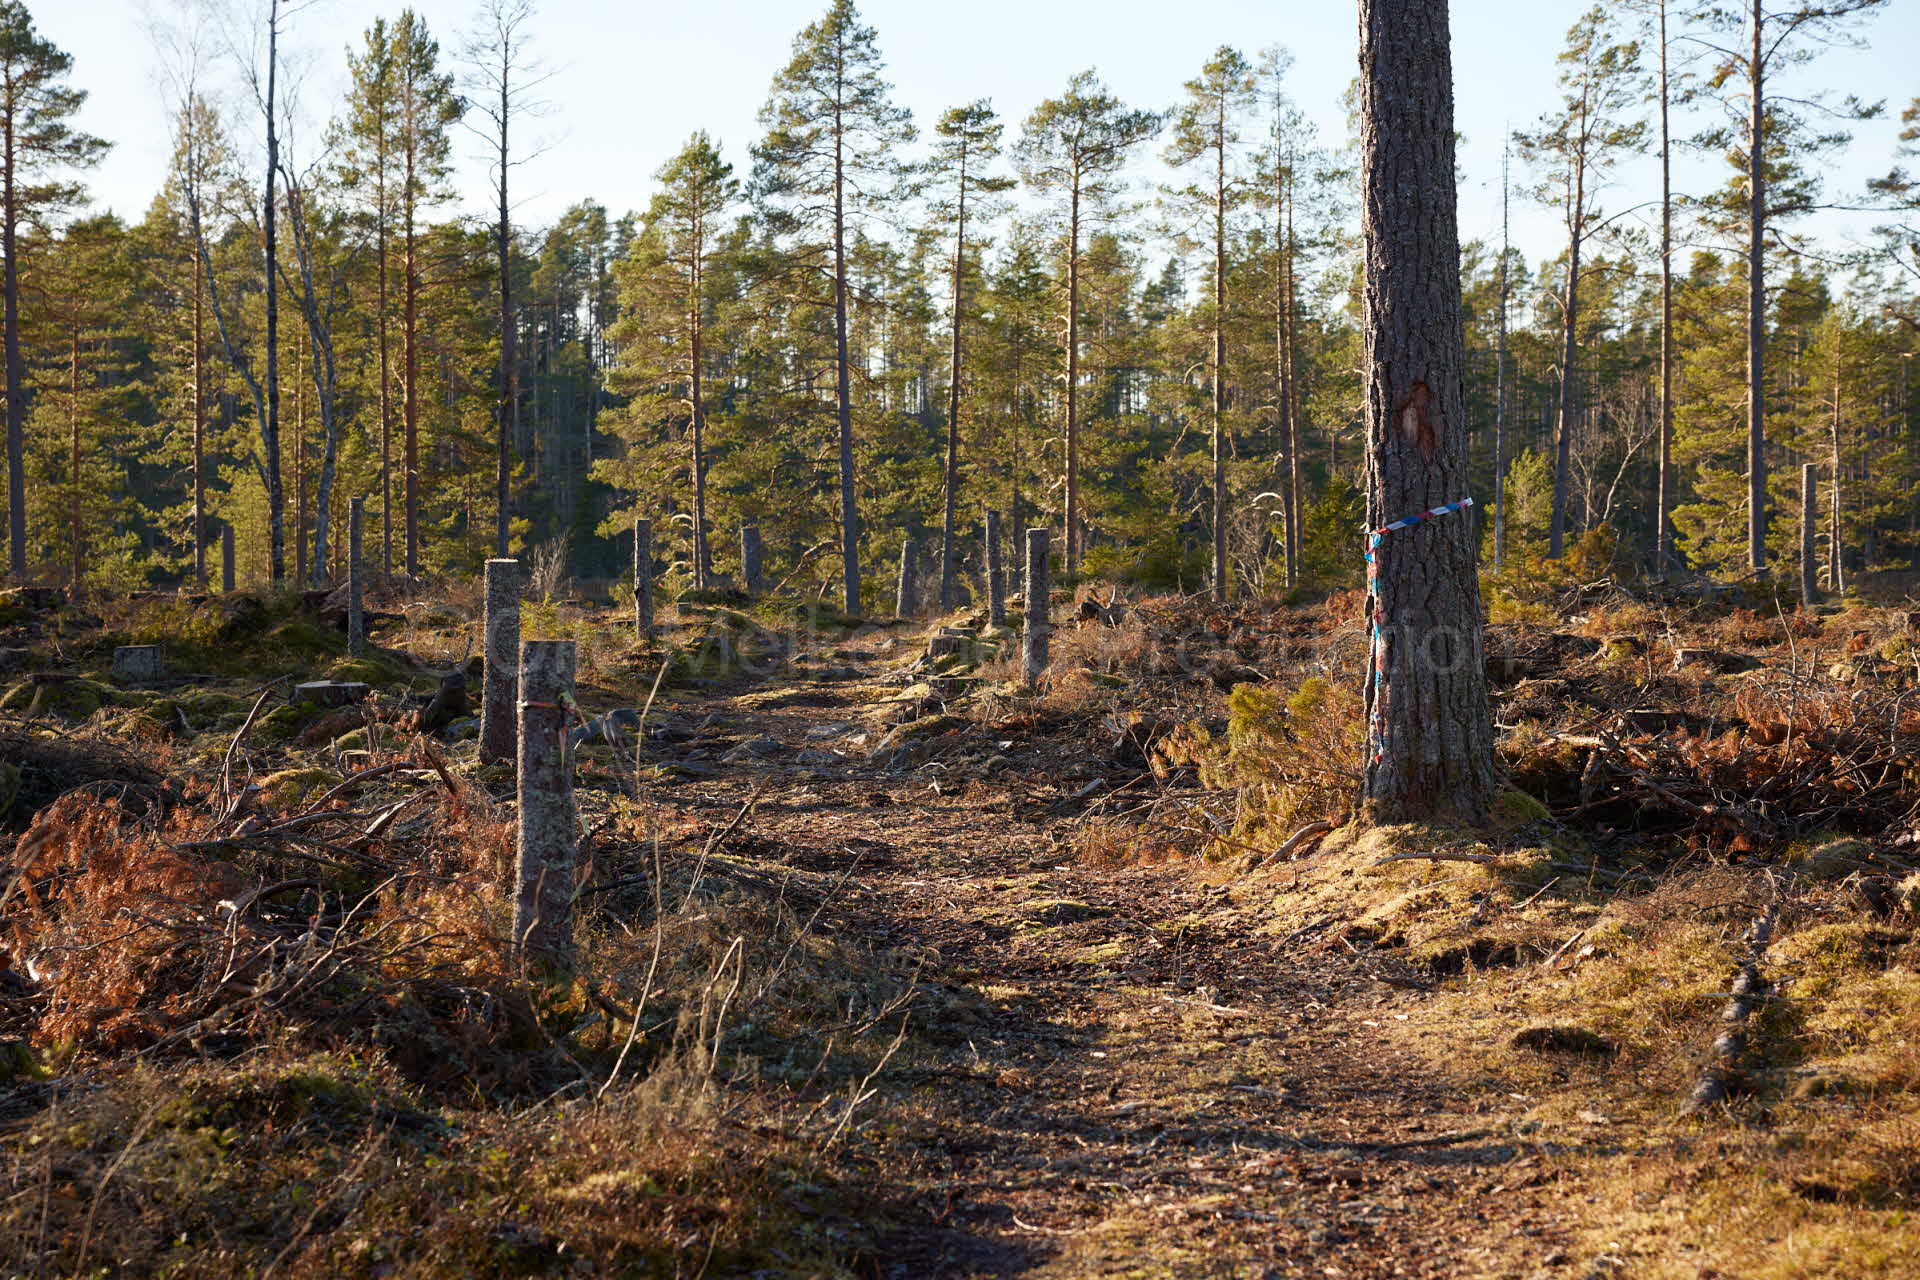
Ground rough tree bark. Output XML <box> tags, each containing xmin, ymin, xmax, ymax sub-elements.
<box><xmin>347</xmin><ymin>496</ymin><xmax>365</xmax><ymax>658</ymax></box>
<box><xmin>514</xmin><ymin>638</ymin><xmax>577</xmax><ymax>972</ymax></box>
<box><xmin>1800</xmin><ymin>462</ymin><xmax>1818</xmax><ymax>604</ymax></box>
<box><xmin>632</xmin><ymin>519</ymin><xmax>652</xmax><ymax>640</ymax></box>
<box><xmin>984</xmin><ymin>509</ymin><xmax>1006</xmax><ymax>627</ymax></box>
<box><xmin>1356</xmin><ymin>0</ymin><xmax>1496</xmax><ymax>825</ymax></box>
<box><xmin>740</xmin><ymin>525</ymin><xmax>764</xmax><ymax>595</ymax></box>
<box><xmin>1022</xmin><ymin>526</ymin><xmax>1049</xmax><ymax>688</ymax></box>
<box><xmin>480</xmin><ymin>557</ymin><xmax>519</xmax><ymax>765</ymax></box>
<box><xmin>1745</xmin><ymin>0</ymin><xmax>1767</xmax><ymax>574</ymax></box>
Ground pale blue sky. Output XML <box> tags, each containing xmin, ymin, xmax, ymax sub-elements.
<box><xmin>38</xmin><ymin>0</ymin><xmax>1920</xmax><ymax>274</ymax></box>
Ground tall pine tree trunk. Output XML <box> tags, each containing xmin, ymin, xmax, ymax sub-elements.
<box><xmin>1210</xmin><ymin>106</ymin><xmax>1228</xmax><ymax>603</ymax></box>
<box><xmin>1654</xmin><ymin>0</ymin><xmax>1675</xmax><ymax>577</ymax></box>
<box><xmin>941</xmin><ymin>159</ymin><xmax>967</xmax><ymax>612</ymax></box>
<box><xmin>1830</xmin><ymin>348</ymin><xmax>1845</xmax><ymax>593</ymax></box>
<box><xmin>1065</xmin><ymin>181</ymin><xmax>1082</xmax><ymax>572</ymax></box>
<box><xmin>192</xmin><ymin>229</ymin><xmax>206</xmax><ymax>589</ymax></box>
<box><xmin>263</xmin><ymin>0</ymin><xmax>285</xmax><ymax>584</ymax></box>
<box><xmin>1745</xmin><ymin>0</ymin><xmax>1768</xmax><ymax>573</ymax></box>
<box><xmin>1493</xmin><ymin>135</ymin><xmax>1510</xmax><ymax>572</ymax></box>
<box><xmin>1357</xmin><ymin>0</ymin><xmax>1495</xmax><ymax>824</ymax></box>
<box><xmin>493</xmin><ymin>72</ymin><xmax>514</xmax><ymax>559</ymax></box>
<box><xmin>377</xmin><ymin>152</ymin><xmax>392</xmax><ymax>576</ymax></box>
<box><xmin>1550</xmin><ymin>146</ymin><xmax>1586</xmax><ymax>561</ymax></box>
<box><xmin>404</xmin><ymin>164</ymin><xmax>420</xmax><ymax>575</ymax></box>
<box><xmin>832</xmin><ymin>99</ymin><xmax>860</xmax><ymax>615</ymax></box>
<box><xmin>689</xmin><ymin>224</ymin><xmax>711</xmax><ymax>590</ymax></box>
<box><xmin>2</xmin><ymin>107</ymin><xmax>20</xmax><ymax>579</ymax></box>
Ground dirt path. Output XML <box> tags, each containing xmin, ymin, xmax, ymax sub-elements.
<box><xmin>637</xmin><ymin>636</ymin><xmax>1582</xmax><ymax>1279</ymax></box>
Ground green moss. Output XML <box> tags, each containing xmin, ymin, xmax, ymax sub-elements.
<box><xmin>326</xmin><ymin>656</ymin><xmax>403</xmax><ymax>686</ymax></box>
<box><xmin>331</xmin><ymin>725</ymin><xmax>406</xmax><ymax>753</ymax></box>
<box><xmin>1495</xmin><ymin>790</ymin><xmax>1553</xmax><ymax>825</ymax></box>
<box><xmin>257</xmin><ymin>701</ymin><xmax>323</xmax><ymax>742</ymax></box>
<box><xmin>258</xmin><ymin>767</ymin><xmax>344</xmax><ymax>810</ymax></box>
<box><xmin>0</xmin><ymin>676</ymin><xmax>124</xmax><ymax>720</ymax></box>
<box><xmin>267</xmin><ymin>618</ymin><xmax>345</xmax><ymax>657</ymax></box>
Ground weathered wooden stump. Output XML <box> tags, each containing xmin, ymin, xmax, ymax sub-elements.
<box><xmin>293</xmin><ymin>680</ymin><xmax>370</xmax><ymax>708</ymax></box>
<box><xmin>1023</xmin><ymin>527</ymin><xmax>1050</xmax><ymax>688</ymax></box>
<box><xmin>514</xmin><ymin>639</ymin><xmax>578</xmax><ymax>971</ymax></box>
<box><xmin>111</xmin><ymin>645</ymin><xmax>165</xmax><ymax>684</ymax></box>
<box><xmin>480</xmin><ymin>558</ymin><xmax>521</xmax><ymax>766</ymax></box>
<box><xmin>740</xmin><ymin>525</ymin><xmax>764</xmax><ymax>595</ymax></box>
<box><xmin>896</xmin><ymin>534</ymin><xmax>919</xmax><ymax>618</ymax></box>
<box><xmin>347</xmin><ymin>496</ymin><xmax>366</xmax><ymax>658</ymax></box>
<box><xmin>928</xmin><ymin>632</ymin><xmax>970</xmax><ymax>661</ymax></box>
<box><xmin>984</xmin><ymin>510</ymin><xmax>1006</xmax><ymax>628</ymax></box>
<box><xmin>221</xmin><ymin>525</ymin><xmax>235</xmax><ymax>593</ymax></box>
<box><xmin>633</xmin><ymin>519</ymin><xmax>654</xmax><ymax>640</ymax></box>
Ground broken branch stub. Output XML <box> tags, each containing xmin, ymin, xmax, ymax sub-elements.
<box><xmin>1023</xmin><ymin>527</ymin><xmax>1050</xmax><ymax>688</ymax></box>
<box><xmin>514</xmin><ymin>639</ymin><xmax>578</xmax><ymax>971</ymax></box>
<box><xmin>480</xmin><ymin>559</ymin><xmax>521</xmax><ymax>766</ymax></box>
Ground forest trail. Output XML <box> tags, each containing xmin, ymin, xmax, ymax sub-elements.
<box><xmin>647</xmin><ymin>629</ymin><xmax>1579</xmax><ymax>1278</ymax></box>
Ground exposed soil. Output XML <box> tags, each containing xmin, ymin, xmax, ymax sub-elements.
<box><xmin>643</xmin><ymin>636</ymin><xmax>1576</xmax><ymax>1278</ymax></box>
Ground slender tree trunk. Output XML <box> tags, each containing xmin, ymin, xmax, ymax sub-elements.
<box><xmin>1210</xmin><ymin>103</ymin><xmax>1229</xmax><ymax>603</ymax></box>
<box><xmin>832</xmin><ymin>93</ymin><xmax>860</xmax><ymax>616</ymax></box>
<box><xmin>494</xmin><ymin>73</ymin><xmax>514</xmax><ymax>559</ymax></box>
<box><xmin>1800</xmin><ymin>461</ymin><xmax>1817</xmax><ymax>603</ymax></box>
<box><xmin>1745</xmin><ymin>0</ymin><xmax>1768</xmax><ymax>574</ymax></box>
<box><xmin>1493</xmin><ymin>134</ymin><xmax>1510</xmax><ymax>572</ymax></box>
<box><xmin>1284</xmin><ymin>174</ymin><xmax>1302</xmax><ymax>582</ymax></box>
<box><xmin>263</xmin><ymin>0</ymin><xmax>285</xmax><ymax>584</ymax></box>
<box><xmin>192</xmin><ymin>230</ymin><xmax>207</xmax><ymax>589</ymax></box>
<box><xmin>404</xmin><ymin>99</ymin><xmax>421</xmax><ymax>576</ymax></box>
<box><xmin>1357</xmin><ymin>0</ymin><xmax>1495</xmax><ymax>824</ymax></box>
<box><xmin>941</xmin><ymin>151</ymin><xmax>967</xmax><ymax>612</ymax></box>
<box><xmin>689</xmin><ymin>219</ymin><xmax>711</xmax><ymax>589</ymax></box>
<box><xmin>294</xmin><ymin>326</ymin><xmax>307</xmax><ymax>585</ymax></box>
<box><xmin>68</xmin><ymin>328</ymin><xmax>79</xmax><ymax>594</ymax></box>
<box><xmin>1830</xmin><ymin>347</ymin><xmax>1844</xmax><ymax>593</ymax></box>
<box><xmin>1655</xmin><ymin>0</ymin><xmax>1675</xmax><ymax>577</ymax></box>
<box><xmin>376</xmin><ymin>147</ymin><xmax>392</xmax><ymax>576</ymax></box>
<box><xmin>2</xmin><ymin>106</ymin><xmax>20</xmax><ymax>579</ymax></box>
<box><xmin>1065</xmin><ymin>177</ymin><xmax>1082</xmax><ymax>572</ymax></box>
<box><xmin>1550</xmin><ymin>143</ymin><xmax>1586</xmax><ymax>561</ymax></box>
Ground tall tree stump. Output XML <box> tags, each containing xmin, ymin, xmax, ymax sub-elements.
<box><xmin>514</xmin><ymin>638</ymin><xmax>578</xmax><ymax>972</ymax></box>
<box><xmin>896</xmin><ymin>534</ymin><xmax>919</xmax><ymax>618</ymax></box>
<box><xmin>1023</xmin><ymin>527</ymin><xmax>1050</xmax><ymax>688</ymax></box>
<box><xmin>221</xmin><ymin>525</ymin><xmax>235</xmax><ymax>593</ymax></box>
<box><xmin>740</xmin><ymin>526</ymin><xmax>764</xmax><ymax>595</ymax></box>
<box><xmin>480</xmin><ymin>558</ymin><xmax>521</xmax><ymax>766</ymax></box>
<box><xmin>1800</xmin><ymin>463</ymin><xmax>1818</xmax><ymax>605</ymax></box>
<box><xmin>985</xmin><ymin>510</ymin><xmax>1006</xmax><ymax>627</ymax></box>
<box><xmin>347</xmin><ymin>496</ymin><xmax>366</xmax><ymax>658</ymax></box>
<box><xmin>633</xmin><ymin>519</ymin><xmax>654</xmax><ymax>640</ymax></box>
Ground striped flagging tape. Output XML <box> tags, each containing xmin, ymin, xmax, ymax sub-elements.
<box><xmin>1364</xmin><ymin>497</ymin><xmax>1474</xmax><ymax>764</ymax></box>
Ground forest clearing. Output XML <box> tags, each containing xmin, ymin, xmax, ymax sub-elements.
<box><xmin>2</xmin><ymin>0</ymin><xmax>1920</xmax><ymax>1273</ymax></box>
<box><xmin>3</xmin><ymin>573</ymin><xmax>1920</xmax><ymax>1277</ymax></box>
